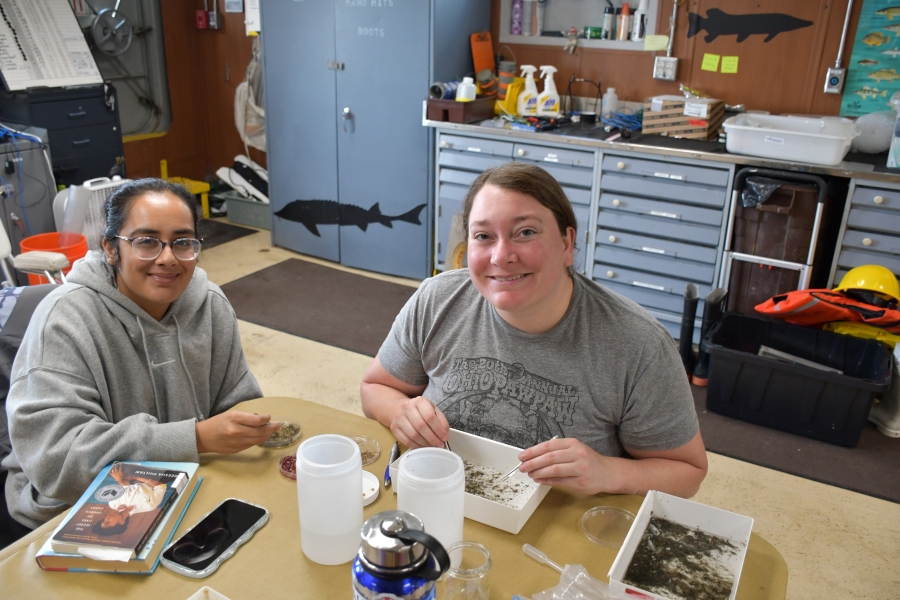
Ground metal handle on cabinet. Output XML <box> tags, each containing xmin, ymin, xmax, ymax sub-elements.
<box><xmin>72</xmin><ymin>139</ymin><xmax>91</xmax><ymax>146</ymax></box>
<box><xmin>863</xmin><ymin>237</ymin><xmax>873</xmax><ymax>246</ymax></box>
<box><xmin>68</xmin><ymin>111</ymin><xmax>87</xmax><ymax>118</ymax></box>
<box><xmin>607</xmin><ymin>270</ymin><xmax>615</xmax><ymax>278</ymax></box>
<box><xmin>517</xmin><ymin>149</ymin><xmax>525</xmax><ymax>156</ymax></box>
<box><xmin>440</xmin><ymin>140</ymin><xmax>448</xmax><ymax>148</ymax></box>
<box><xmin>874</xmin><ymin>195</ymin><xmax>884</xmax><ymax>204</ymax></box>
<box><xmin>612</xmin><ymin>199</ymin><xmax>621</xmax><ymax>207</ymax></box>
<box><xmin>343</xmin><ymin>107</ymin><xmax>351</xmax><ymax>132</ymax></box>
<box><xmin>616</xmin><ymin>161</ymin><xmax>625</xmax><ymax>170</ymax></box>
<box><xmin>608</xmin><ymin>235</ymin><xmax>617</xmax><ymax>243</ymax></box>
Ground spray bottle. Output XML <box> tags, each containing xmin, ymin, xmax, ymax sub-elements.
<box><xmin>537</xmin><ymin>65</ymin><xmax>560</xmax><ymax>117</ymax></box>
<box><xmin>631</xmin><ymin>0</ymin><xmax>648</xmax><ymax>42</ymax></box>
<box><xmin>517</xmin><ymin>65</ymin><xmax>539</xmax><ymax>116</ymax></box>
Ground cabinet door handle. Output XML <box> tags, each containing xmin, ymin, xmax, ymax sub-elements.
<box><xmin>606</xmin><ymin>270</ymin><xmax>616</xmax><ymax>278</ymax></box>
<box><xmin>440</xmin><ymin>140</ymin><xmax>448</xmax><ymax>148</ymax></box>
<box><xmin>874</xmin><ymin>195</ymin><xmax>885</xmax><ymax>204</ymax></box>
<box><xmin>72</xmin><ymin>139</ymin><xmax>91</xmax><ymax>146</ymax></box>
<box><xmin>608</xmin><ymin>235</ymin><xmax>617</xmax><ymax>243</ymax></box>
<box><xmin>517</xmin><ymin>149</ymin><xmax>525</xmax><ymax>156</ymax></box>
<box><xmin>616</xmin><ymin>161</ymin><xmax>625</xmax><ymax>170</ymax></box>
<box><xmin>862</xmin><ymin>237</ymin><xmax>873</xmax><ymax>246</ymax></box>
<box><xmin>343</xmin><ymin>107</ymin><xmax>352</xmax><ymax>132</ymax></box>
<box><xmin>612</xmin><ymin>199</ymin><xmax>621</xmax><ymax>207</ymax></box>
<box><xmin>68</xmin><ymin>111</ymin><xmax>87</xmax><ymax>118</ymax></box>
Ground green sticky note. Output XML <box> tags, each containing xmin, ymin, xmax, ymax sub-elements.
<box><xmin>721</xmin><ymin>56</ymin><xmax>739</xmax><ymax>74</ymax></box>
<box><xmin>644</xmin><ymin>35</ymin><xmax>669</xmax><ymax>51</ymax></box>
<box><xmin>701</xmin><ymin>53</ymin><xmax>720</xmax><ymax>72</ymax></box>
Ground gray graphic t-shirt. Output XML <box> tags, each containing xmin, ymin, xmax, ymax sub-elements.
<box><xmin>379</xmin><ymin>270</ymin><xmax>698</xmax><ymax>457</ymax></box>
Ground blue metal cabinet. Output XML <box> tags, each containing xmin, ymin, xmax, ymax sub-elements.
<box><xmin>262</xmin><ymin>1</ymin><xmax>488</xmax><ymax>279</ymax></box>
<box><xmin>831</xmin><ymin>179</ymin><xmax>900</xmax><ymax>285</ymax></box>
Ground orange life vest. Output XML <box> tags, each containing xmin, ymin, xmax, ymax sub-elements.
<box><xmin>755</xmin><ymin>289</ymin><xmax>900</xmax><ymax>333</ymax></box>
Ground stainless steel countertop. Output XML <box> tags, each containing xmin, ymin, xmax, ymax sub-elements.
<box><xmin>426</xmin><ymin>119</ymin><xmax>900</xmax><ymax>184</ymax></box>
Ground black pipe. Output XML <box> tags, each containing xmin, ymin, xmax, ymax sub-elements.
<box><xmin>679</xmin><ymin>283</ymin><xmax>699</xmax><ymax>374</ymax></box>
<box><xmin>691</xmin><ymin>288</ymin><xmax>728</xmax><ymax>387</ymax></box>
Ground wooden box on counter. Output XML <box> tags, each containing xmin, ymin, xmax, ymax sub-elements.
<box><xmin>642</xmin><ymin>96</ymin><xmax>725</xmax><ymax>140</ymax></box>
<box><xmin>426</xmin><ymin>97</ymin><xmax>496</xmax><ymax>124</ymax></box>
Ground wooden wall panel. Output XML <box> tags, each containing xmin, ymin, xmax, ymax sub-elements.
<box><xmin>490</xmin><ymin>0</ymin><xmax>858</xmax><ymax>116</ymax></box>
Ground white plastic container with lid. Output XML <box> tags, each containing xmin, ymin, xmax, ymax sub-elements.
<box><xmin>295</xmin><ymin>434</ymin><xmax>363</xmax><ymax>565</ymax></box>
<box><xmin>396</xmin><ymin>447</ymin><xmax>464</xmax><ymax>552</ymax></box>
<box><xmin>723</xmin><ymin>113</ymin><xmax>859</xmax><ymax>166</ymax></box>
<box><xmin>537</xmin><ymin>65</ymin><xmax>560</xmax><ymax>117</ymax></box>
<box><xmin>517</xmin><ymin>65</ymin><xmax>539</xmax><ymax>116</ymax></box>
<box><xmin>455</xmin><ymin>76</ymin><xmax>476</xmax><ymax>102</ymax></box>
<box><xmin>601</xmin><ymin>87</ymin><xmax>618</xmax><ymax>115</ymax></box>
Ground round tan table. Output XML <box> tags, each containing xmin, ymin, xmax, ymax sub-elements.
<box><xmin>0</xmin><ymin>397</ymin><xmax>788</xmax><ymax>599</ymax></box>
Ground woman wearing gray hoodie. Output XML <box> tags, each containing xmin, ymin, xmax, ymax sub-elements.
<box><xmin>2</xmin><ymin>179</ymin><xmax>275</xmax><ymax>531</ymax></box>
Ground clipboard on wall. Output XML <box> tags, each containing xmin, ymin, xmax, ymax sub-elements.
<box><xmin>471</xmin><ymin>32</ymin><xmax>495</xmax><ymax>76</ymax></box>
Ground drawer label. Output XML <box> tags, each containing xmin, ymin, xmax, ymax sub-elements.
<box><xmin>653</xmin><ymin>172</ymin><xmax>670</xmax><ymax>179</ymax></box>
<box><xmin>764</xmin><ymin>136</ymin><xmax>785</xmax><ymax>145</ymax></box>
<box><xmin>632</xmin><ymin>281</ymin><xmax>666</xmax><ymax>291</ymax></box>
<box><xmin>650</xmin><ymin>210</ymin><xmax>679</xmax><ymax>219</ymax></box>
<box><xmin>641</xmin><ymin>247</ymin><xmax>666</xmax><ymax>254</ymax></box>
<box><xmin>543</xmin><ymin>157</ymin><xmax>559</xmax><ymax>163</ymax></box>
<box><xmin>466</xmin><ymin>147</ymin><xmax>482</xmax><ymax>153</ymax></box>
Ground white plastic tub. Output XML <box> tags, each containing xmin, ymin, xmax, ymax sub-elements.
<box><xmin>723</xmin><ymin>114</ymin><xmax>859</xmax><ymax>166</ymax></box>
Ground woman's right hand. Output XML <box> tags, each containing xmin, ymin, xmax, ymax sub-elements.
<box><xmin>195</xmin><ymin>411</ymin><xmax>281</xmax><ymax>454</ymax></box>
<box><xmin>390</xmin><ymin>396</ymin><xmax>449</xmax><ymax>449</ymax></box>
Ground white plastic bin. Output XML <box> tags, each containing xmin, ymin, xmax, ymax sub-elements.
<box><xmin>723</xmin><ymin>114</ymin><xmax>858</xmax><ymax>166</ymax></box>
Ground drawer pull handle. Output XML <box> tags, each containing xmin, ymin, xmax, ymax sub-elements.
<box><xmin>466</xmin><ymin>147</ymin><xmax>482</xmax><ymax>153</ymax></box>
<box><xmin>863</xmin><ymin>237</ymin><xmax>873</xmax><ymax>246</ymax></box>
<box><xmin>72</xmin><ymin>139</ymin><xmax>91</xmax><ymax>146</ymax></box>
<box><xmin>608</xmin><ymin>235</ymin><xmax>617</xmax><ymax>243</ymax></box>
<box><xmin>517</xmin><ymin>149</ymin><xmax>525</xmax><ymax>156</ymax></box>
<box><xmin>640</xmin><ymin>246</ymin><xmax>666</xmax><ymax>255</ymax></box>
<box><xmin>874</xmin><ymin>195</ymin><xmax>884</xmax><ymax>204</ymax></box>
<box><xmin>632</xmin><ymin>281</ymin><xmax>666</xmax><ymax>291</ymax></box>
<box><xmin>607</xmin><ymin>270</ymin><xmax>615</xmax><ymax>278</ymax></box>
<box><xmin>440</xmin><ymin>141</ymin><xmax>448</xmax><ymax>148</ymax></box>
<box><xmin>612</xmin><ymin>199</ymin><xmax>621</xmax><ymax>207</ymax></box>
<box><xmin>68</xmin><ymin>111</ymin><xmax>87</xmax><ymax>118</ymax></box>
<box><xmin>616</xmin><ymin>161</ymin><xmax>625</xmax><ymax>169</ymax></box>
<box><xmin>543</xmin><ymin>157</ymin><xmax>559</xmax><ymax>163</ymax></box>
<box><xmin>649</xmin><ymin>210</ymin><xmax>679</xmax><ymax>219</ymax></box>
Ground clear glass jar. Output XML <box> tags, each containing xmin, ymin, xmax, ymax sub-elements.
<box><xmin>440</xmin><ymin>541</ymin><xmax>491</xmax><ymax>600</ymax></box>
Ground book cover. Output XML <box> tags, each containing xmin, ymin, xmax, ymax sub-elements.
<box><xmin>36</xmin><ymin>474</ymin><xmax>203</xmax><ymax>574</ymax></box>
<box><xmin>50</xmin><ymin>461</ymin><xmax>194</xmax><ymax>559</ymax></box>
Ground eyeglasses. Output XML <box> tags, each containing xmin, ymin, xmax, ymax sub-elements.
<box><xmin>115</xmin><ymin>235</ymin><xmax>202</xmax><ymax>261</ymax></box>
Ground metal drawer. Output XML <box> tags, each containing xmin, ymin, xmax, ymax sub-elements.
<box><xmin>439</xmin><ymin>134</ymin><xmax>513</xmax><ymax>157</ymax></box>
<box><xmin>516</xmin><ymin>159</ymin><xmax>593</xmax><ymax>188</ymax></box>
<box><xmin>31</xmin><ymin>96</ymin><xmax>114</xmax><ymax>130</ymax></box>
<box><xmin>439</xmin><ymin>182</ymin><xmax>467</xmax><ymax>202</ymax></box>
<box><xmin>439</xmin><ymin>150</ymin><xmax>508</xmax><ymax>174</ymax></box>
<box><xmin>837</xmin><ymin>247</ymin><xmax>900</xmax><ymax>275</ymax></box>
<box><xmin>602</xmin><ymin>154</ymin><xmax>730</xmax><ymax>188</ymax></box>
<box><xmin>513</xmin><ymin>143</ymin><xmax>594</xmax><ymax>167</ymax></box>
<box><xmin>846</xmin><ymin>205</ymin><xmax>900</xmax><ymax>235</ymax></box>
<box><xmin>600</xmin><ymin>173</ymin><xmax>727</xmax><ymax>208</ymax></box>
<box><xmin>841</xmin><ymin>229</ymin><xmax>900</xmax><ymax>254</ymax></box>
<box><xmin>563</xmin><ymin>186</ymin><xmax>591</xmax><ymax>206</ymax></box>
<box><xmin>851</xmin><ymin>186</ymin><xmax>900</xmax><ymax>211</ymax></box>
<box><xmin>593</xmin><ymin>262</ymin><xmax>712</xmax><ymax>296</ymax></box>
<box><xmin>600</xmin><ymin>279</ymin><xmax>706</xmax><ymax>316</ymax></box>
<box><xmin>597</xmin><ymin>210</ymin><xmax>721</xmax><ymax>247</ymax></box>
<box><xmin>597</xmin><ymin>227</ymin><xmax>718</xmax><ymax>264</ymax></box>
<box><xmin>595</xmin><ymin>245</ymin><xmax>716</xmax><ymax>283</ymax></box>
<box><xmin>48</xmin><ymin>123</ymin><xmax>121</xmax><ymax>160</ymax></box>
<box><xmin>439</xmin><ymin>167</ymin><xmax>479</xmax><ymax>186</ymax></box>
<box><xmin>599</xmin><ymin>193</ymin><xmax>723</xmax><ymax>227</ymax></box>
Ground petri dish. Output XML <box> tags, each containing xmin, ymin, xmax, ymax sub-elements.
<box><xmin>580</xmin><ymin>506</ymin><xmax>635</xmax><ymax>549</ymax></box>
<box><xmin>259</xmin><ymin>417</ymin><xmax>303</xmax><ymax>448</ymax></box>
<box><xmin>278</xmin><ymin>453</ymin><xmax>297</xmax><ymax>480</ymax></box>
<box><xmin>362</xmin><ymin>471</ymin><xmax>379</xmax><ymax>506</ymax></box>
<box><xmin>354</xmin><ymin>436</ymin><xmax>381</xmax><ymax>466</ymax></box>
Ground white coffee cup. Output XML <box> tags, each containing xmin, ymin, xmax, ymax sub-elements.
<box><xmin>397</xmin><ymin>448</ymin><xmax>464</xmax><ymax>552</ymax></box>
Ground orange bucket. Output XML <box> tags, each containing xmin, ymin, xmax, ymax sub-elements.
<box><xmin>18</xmin><ymin>232</ymin><xmax>89</xmax><ymax>285</ymax></box>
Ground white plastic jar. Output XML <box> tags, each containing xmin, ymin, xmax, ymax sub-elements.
<box><xmin>397</xmin><ymin>448</ymin><xmax>465</xmax><ymax>552</ymax></box>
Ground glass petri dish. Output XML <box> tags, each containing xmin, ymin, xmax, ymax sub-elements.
<box><xmin>354</xmin><ymin>436</ymin><xmax>381</xmax><ymax>466</ymax></box>
<box><xmin>278</xmin><ymin>453</ymin><xmax>297</xmax><ymax>480</ymax></box>
<box><xmin>580</xmin><ymin>506</ymin><xmax>635</xmax><ymax>549</ymax></box>
<box><xmin>259</xmin><ymin>417</ymin><xmax>302</xmax><ymax>448</ymax></box>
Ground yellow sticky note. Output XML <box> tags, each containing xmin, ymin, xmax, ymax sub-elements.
<box><xmin>644</xmin><ymin>35</ymin><xmax>669</xmax><ymax>51</ymax></box>
<box><xmin>701</xmin><ymin>53</ymin><xmax>720</xmax><ymax>72</ymax></box>
<box><xmin>721</xmin><ymin>56</ymin><xmax>739</xmax><ymax>74</ymax></box>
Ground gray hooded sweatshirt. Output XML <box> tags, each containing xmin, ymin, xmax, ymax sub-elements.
<box><xmin>3</xmin><ymin>251</ymin><xmax>262</xmax><ymax>528</ymax></box>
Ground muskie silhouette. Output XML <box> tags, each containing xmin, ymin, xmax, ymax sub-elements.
<box><xmin>275</xmin><ymin>200</ymin><xmax>426</xmax><ymax>237</ymax></box>
<box><xmin>688</xmin><ymin>8</ymin><xmax>812</xmax><ymax>43</ymax></box>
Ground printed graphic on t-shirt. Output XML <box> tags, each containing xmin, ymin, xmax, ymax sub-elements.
<box><xmin>437</xmin><ymin>357</ymin><xmax>578</xmax><ymax>449</ymax></box>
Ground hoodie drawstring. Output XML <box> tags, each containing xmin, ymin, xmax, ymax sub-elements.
<box><xmin>173</xmin><ymin>314</ymin><xmax>204</xmax><ymax>422</ymax></box>
<box><xmin>136</xmin><ymin>316</ymin><xmax>166</xmax><ymax>422</ymax></box>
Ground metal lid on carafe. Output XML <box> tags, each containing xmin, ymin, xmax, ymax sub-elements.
<box><xmin>358</xmin><ymin>510</ymin><xmax>428</xmax><ymax>573</ymax></box>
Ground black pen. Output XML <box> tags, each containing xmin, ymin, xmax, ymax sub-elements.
<box><xmin>384</xmin><ymin>441</ymin><xmax>400</xmax><ymax>488</ymax></box>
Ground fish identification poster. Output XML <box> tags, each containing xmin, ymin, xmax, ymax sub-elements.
<box><xmin>841</xmin><ymin>0</ymin><xmax>900</xmax><ymax>116</ymax></box>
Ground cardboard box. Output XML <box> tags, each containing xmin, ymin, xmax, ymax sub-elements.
<box><xmin>643</xmin><ymin>95</ymin><xmax>725</xmax><ymax>140</ymax></box>
<box><xmin>390</xmin><ymin>428</ymin><xmax>550</xmax><ymax>534</ymax></box>
<box><xmin>608</xmin><ymin>491</ymin><xmax>753</xmax><ymax>600</ymax></box>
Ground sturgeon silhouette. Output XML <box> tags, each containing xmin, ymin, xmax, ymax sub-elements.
<box><xmin>687</xmin><ymin>8</ymin><xmax>813</xmax><ymax>43</ymax></box>
<box><xmin>275</xmin><ymin>200</ymin><xmax>426</xmax><ymax>237</ymax></box>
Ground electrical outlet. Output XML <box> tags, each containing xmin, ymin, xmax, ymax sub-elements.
<box><xmin>824</xmin><ymin>67</ymin><xmax>846</xmax><ymax>94</ymax></box>
<box><xmin>208</xmin><ymin>9</ymin><xmax>222</xmax><ymax>29</ymax></box>
<box><xmin>652</xmin><ymin>56</ymin><xmax>678</xmax><ymax>81</ymax></box>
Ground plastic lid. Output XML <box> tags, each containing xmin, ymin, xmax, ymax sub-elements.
<box><xmin>580</xmin><ymin>506</ymin><xmax>635</xmax><ymax>548</ymax></box>
<box><xmin>355</xmin><ymin>436</ymin><xmax>382</xmax><ymax>466</ymax></box>
<box><xmin>362</xmin><ymin>471</ymin><xmax>380</xmax><ymax>506</ymax></box>
<box><xmin>259</xmin><ymin>418</ymin><xmax>302</xmax><ymax>448</ymax></box>
<box><xmin>279</xmin><ymin>453</ymin><xmax>297</xmax><ymax>480</ymax></box>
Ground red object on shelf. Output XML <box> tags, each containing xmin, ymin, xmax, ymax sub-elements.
<box><xmin>195</xmin><ymin>9</ymin><xmax>208</xmax><ymax>29</ymax></box>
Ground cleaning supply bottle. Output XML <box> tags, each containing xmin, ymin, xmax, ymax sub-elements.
<box><xmin>631</xmin><ymin>0</ymin><xmax>648</xmax><ymax>42</ymax></box>
<box><xmin>537</xmin><ymin>65</ymin><xmax>560</xmax><ymax>117</ymax></box>
<box><xmin>602</xmin><ymin>87</ymin><xmax>618</xmax><ymax>115</ymax></box>
<box><xmin>455</xmin><ymin>77</ymin><xmax>476</xmax><ymax>102</ymax></box>
<box><xmin>617</xmin><ymin>3</ymin><xmax>631</xmax><ymax>41</ymax></box>
<box><xmin>517</xmin><ymin>65</ymin><xmax>539</xmax><ymax>116</ymax></box>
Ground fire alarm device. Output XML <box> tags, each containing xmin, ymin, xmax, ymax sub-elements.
<box><xmin>195</xmin><ymin>9</ymin><xmax>208</xmax><ymax>29</ymax></box>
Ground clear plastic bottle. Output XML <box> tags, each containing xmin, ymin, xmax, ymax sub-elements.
<box><xmin>455</xmin><ymin>76</ymin><xmax>476</xmax><ymax>102</ymax></box>
<box><xmin>602</xmin><ymin>87</ymin><xmax>618</xmax><ymax>116</ymax></box>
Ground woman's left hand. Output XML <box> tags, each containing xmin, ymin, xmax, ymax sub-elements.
<box><xmin>516</xmin><ymin>437</ymin><xmax>617</xmax><ymax>495</ymax></box>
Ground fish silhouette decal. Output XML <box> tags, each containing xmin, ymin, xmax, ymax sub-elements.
<box><xmin>687</xmin><ymin>9</ymin><xmax>813</xmax><ymax>43</ymax></box>
<box><xmin>275</xmin><ymin>199</ymin><xmax>426</xmax><ymax>237</ymax></box>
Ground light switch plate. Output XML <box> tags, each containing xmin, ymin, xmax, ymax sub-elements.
<box><xmin>824</xmin><ymin>67</ymin><xmax>846</xmax><ymax>94</ymax></box>
<box><xmin>653</xmin><ymin>56</ymin><xmax>678</xmax><ymax>81</ymax></box>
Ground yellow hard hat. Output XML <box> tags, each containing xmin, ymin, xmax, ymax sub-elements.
<box><xmin>834</xmin><ymin>264</ymin><xmax>900</xmax><ymax>303</ymax></box>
